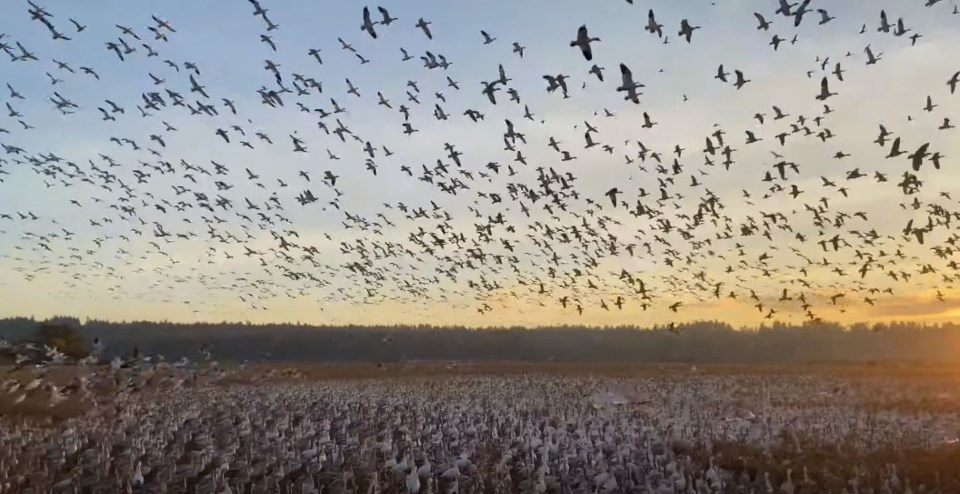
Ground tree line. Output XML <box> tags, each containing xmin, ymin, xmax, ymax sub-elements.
<box><xmin>1</xmin><ymin>317</ymin><xmax>959</xmax><ymax>363</ymax></box>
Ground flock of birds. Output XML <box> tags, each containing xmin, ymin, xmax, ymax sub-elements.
<box><xmin>4</xmin><ymin>3</ymin><xmax>960</xmax><ymax>490</ymax></box>
<box><xmin>0</xmin><ymin>337</ymin><xmax>215</xmax><ymax>408</ymax></box>
<box><xmin>0</xmin><ymin>0</ymin><xmax>958</xmax><ymax>325</ymax></box>
<box><xmin>3</xmin><ymin>368</ymin><xmax>960</xmax><ymax>493</ymax></box>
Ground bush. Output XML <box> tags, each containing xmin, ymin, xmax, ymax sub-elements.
<box><xmin>33</xmin><ymin>320</ymin><xmax>89</xmax><ymax>359</ymax></box>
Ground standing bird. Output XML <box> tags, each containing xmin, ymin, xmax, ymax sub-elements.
<box><xmin>406</xmin><ymin>468</ymin><xmax>421</xmax><ymax>493</ymax></box>
<box><xmin>570</xmin><ymin>25</ymin><xmax>600</xmax><ymax>61</ymax></box>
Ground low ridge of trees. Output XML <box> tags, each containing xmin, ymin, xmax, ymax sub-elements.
<box><xmin>1</xmin><ymin>317</ymin><xmax>959</xmax><ymax>363</ymax></box>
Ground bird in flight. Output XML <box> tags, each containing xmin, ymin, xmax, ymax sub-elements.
<box><xmin>678</xmin><ymin>19</ymin><xmax>701</xmax><ymax>43</ymax></box>
<box><xmin>570</xmin><ymin>25</ymin><xmax>600</xmax><ymax>61</ymax></box>
<box><xmin>416</xmin><ymin>17</ymin><xmax>433</xmax><ymax>39</ymax></box>
<box><xmin>0</xmin><ymin>0</ymin><xmax>954</xmax><ymax>329</ymax></box>
<box><xmin>616</xmin><ymin>63</ymin><xmax>643</xmax><ymax>104</ymax></box>
<box><xmin>361</xmin><ymin>7</ymin><xmax>378</xmax><ymax>39</ymax></box>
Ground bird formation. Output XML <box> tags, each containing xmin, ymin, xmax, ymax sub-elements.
<box><xmin>0</xmin><ymin>0</ymin><xmax>958</xmax><ymax>325</ymax></box>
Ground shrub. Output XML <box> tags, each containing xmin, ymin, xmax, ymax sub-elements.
<box><xmin>33</xmin><ymin>320</ymin><xmax>89</xmax><ymax>359</ymax></box>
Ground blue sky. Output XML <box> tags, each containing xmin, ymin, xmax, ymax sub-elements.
<box><xmin>0</xmin><ymin>0</ymin><xmax>959</xmax><ymax>326</ymax></box>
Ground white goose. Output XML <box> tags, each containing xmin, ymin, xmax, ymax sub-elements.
<box><xmin>417</xmin><ymin>456</ymin><xmax>432</xmax><ymax>478</ymax></box>
<box><xmin>406</xmin><ymin>465</ymin><xmax>421</xmax><ymax>493</ymax></box>
<box><xmin>131</xmin><ymin>461</ymin><xmax>144</xmax><ymax>487</ymax></box>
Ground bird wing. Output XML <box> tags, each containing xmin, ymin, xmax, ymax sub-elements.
<box><xmin>618</xmin><ymin>64</ymin><xmax>632</xmax><ymax>88</ymax></box>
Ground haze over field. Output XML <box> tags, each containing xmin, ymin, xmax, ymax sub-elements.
<box><xmin>0</xmin><ymin>0</ymin><xmax>959</xmax><ymax>327</ymax></box>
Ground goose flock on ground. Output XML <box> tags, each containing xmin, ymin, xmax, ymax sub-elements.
<box><xmin>0</xmin><ymin>0</ymin><xmax>957</xmax><ymax>325</ymax></box>
<box><xmin>2</xmin><ymin>360</ymin><xmax>960</xmax><ymax>493</ymax></box>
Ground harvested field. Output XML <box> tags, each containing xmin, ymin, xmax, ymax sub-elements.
<box><xmin>2</xmin><ymin>362</ymin><xmax>960</xmax><ymax>493</ymax></box>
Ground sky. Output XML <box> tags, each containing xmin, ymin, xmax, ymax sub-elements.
<box><xmin>0</xmin><ymin>0</ymin><xmax>959</xmax><ymax>327</ymax></box>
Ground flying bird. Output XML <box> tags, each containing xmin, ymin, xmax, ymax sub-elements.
<box><xmin>678</xmin><ymin>19</ymin><xmax>700</xmax><ymax>43</ymax></box>
<box><xmin>416</xmin><ymin>18</ymin><xmax>433</xmax><ymax>39</ymax></box>
<box><xmin>616</xmin><ymin>63</ymin><xmax>643</xmax><ymax>104</ymax></box>
<box><xmin>361</xmin><ymin>7</ymin><xmax>378</xmax><ymax>39</ymax></box>
<box><xmin>570</xmin><ymin>25</ymin><xmax>600</xmax><ymax>61</ymax></box>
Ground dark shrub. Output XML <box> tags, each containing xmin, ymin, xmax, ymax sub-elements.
<box><xmin>33</xmin><ymin>320</ymin><xmax>89</xmax><ymax>359</ymax></box>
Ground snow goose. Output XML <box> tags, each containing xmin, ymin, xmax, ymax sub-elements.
<box><xmin>406</xmin><ymin>465</ymin><xmax>421</xmax><ymax>493</ymax></box>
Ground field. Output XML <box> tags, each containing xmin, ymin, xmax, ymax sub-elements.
<box><xmin>2</xmin><ymin>362</ymin><xmax>960</xmax><ymax>492</ymax></box>
<box><xmin>5</xmin><ymin>361</ymin><xmax>960</xmax><ymax>428</ymax></box>
<box><xmin>241</xmin><ymin>360</ymin><xmax>960</xmax><ymax>380</ymax></box>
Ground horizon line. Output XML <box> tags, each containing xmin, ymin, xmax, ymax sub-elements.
<box><xmin>4</xmin><ymin>315</ymin><xmax>959</xmax><ymax>332</ymax></box>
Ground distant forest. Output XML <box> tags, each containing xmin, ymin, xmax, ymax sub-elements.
<box><xmin>1</xmin><ymin>317</ymin><xmax>959</xmax><ymax>363</ymax></box>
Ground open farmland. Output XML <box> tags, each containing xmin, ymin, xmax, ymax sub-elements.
<box><xmin>3</xmin><ymin>362</ymin><xmax>960</xmax><ymax>493</ymax></box>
